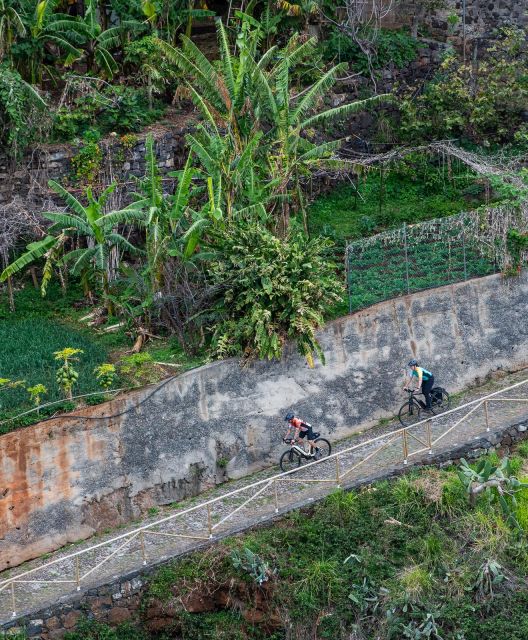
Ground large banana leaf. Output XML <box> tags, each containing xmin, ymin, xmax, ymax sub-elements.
<box><xmin>0</xmin><ymin>235</ymin><xmax>57</xmax><ymax>282</ymax></box>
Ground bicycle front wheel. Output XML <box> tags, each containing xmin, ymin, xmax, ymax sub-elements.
<box><xmin>398</xmin><ymin>401</ymin><xmax>422</xmax><ymax>427</ymax></box>
<box><xmin>280</xmin><ymin>448</ymin><xmax>302</xmax><ymax>473</ymax></box>
<box><xmin>314</xmin><ymin>438</ymin><xmax>331</xmax><ymax>460</ymax></box>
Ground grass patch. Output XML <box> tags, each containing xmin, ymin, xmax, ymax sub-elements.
<box><xmin>0</xmin><ymin>312</ymin><xmax>110</xmax><ymax>414</ymax></box>
<box><xmin>0</xmin><ymin>282</ymin><xmax>208</xmax><ymax>429</ymax></box>
<box><xmin>120</xmin><ymin>461</ymin><xmax>528</xmax><ymax>640</ymax></box>
<box><xmin>307</xmin><ymin>160</ymin><xmax>485</xmax><ymax>244</ymax></box>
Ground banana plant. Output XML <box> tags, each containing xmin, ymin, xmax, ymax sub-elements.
<box><xmin>0</xmin><ymin>0</ymin><xmax>25</xmax><ymax>62</ymax></box>
<box><xmin>0</xmin><ymin>180</ymin><xmax>143</xmax><ymax>310</ymax></box>
<box><xmin>158</xmin><ymin>18</ymin><xmax>388</xmax><ymax>232</ymax></box>
<box><xmin>100</xmin><ymin>133</ymin><xmax>221</xmax><ymax>292</ymax></box>
<box><xmin>18</xmin><ymin>0</ymin><xmax>84</xmax><ymax>84</ymax></box>
<box><xmin>64</xmin><ymin>0</ymin><xmax>142</xmax><ymax>78</ymax></box>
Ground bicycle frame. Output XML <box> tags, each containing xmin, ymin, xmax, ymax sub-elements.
<box><xmin>405</xmin><ymin>389</ymin><xmax>424</xmax><ymax>411</ymax></box>
<box><xmin>288</xmin><ymin>441</ymin><xmax>312</xmax><ymax>458</ymax></box>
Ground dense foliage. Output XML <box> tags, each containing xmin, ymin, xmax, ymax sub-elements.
<box><xmin>208</xmin><ymin>224</ymin><xmax>343</xmax><ymax>362</ymax></box>
<box><xmin>398</xmin><ymin>28</ymin><xmax>528</xmax><ymax>146</ymax></box>
<box><xmin>1</xmin><ymin>17</ymin><xmax>379</xmax><ymax>368</ymax></box>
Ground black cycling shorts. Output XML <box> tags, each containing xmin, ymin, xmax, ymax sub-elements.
<box><xmin>299</xmin><ymin>426</ymin><xmax>314</xmax><ymax>440</ymax></box>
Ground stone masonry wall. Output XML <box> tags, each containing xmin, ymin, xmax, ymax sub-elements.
<box><xmin>0</xmin><ymin>271</ymin><xmax>527</xmax><ymax>572</ymax></box>
<box><xmin>389</xmin><ymin>0</ymin><xmax>527</xmax><ymax>41</ymax></box>
<box><xmin>4</xmin><ymin>417</ymin><xmax>528</xmax><ymax>637</ymax></box>
<box><xmin>0</xmin><ymin>122</ymin><xmax>192</xmax><ymax>211</ymax></box>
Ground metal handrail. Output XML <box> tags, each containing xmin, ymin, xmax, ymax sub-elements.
<box><xmin>1</xmin><ymin>375</ymin><xmax>528</xmax><ymax>619</ymax></box>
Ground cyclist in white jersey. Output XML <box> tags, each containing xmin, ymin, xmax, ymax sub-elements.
<box><xmin>404</xmin><ymin>359</ymin><xmax>435</xmax><ymax>411</ymax></box>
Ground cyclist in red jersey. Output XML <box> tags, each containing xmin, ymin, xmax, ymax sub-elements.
<box><xmin>283</xmin><ymin>412</ymin><xmax>317</xmax><ymax>456</ymax></box>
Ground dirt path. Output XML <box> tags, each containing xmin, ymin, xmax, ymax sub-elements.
<box><xmin>2</xmin><ymin>369</ymin><xmax>528</xmax><ymax>625</ymax></box>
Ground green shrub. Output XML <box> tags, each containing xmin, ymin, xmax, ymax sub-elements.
<box><xmin>321</xmin><ymin>27</ymin><xmax>418</xmax><ymax>72</ymax></box>
<box><xmin>52</xmin><ymin>85</ymin><xmax>165</xmax><ymax>142</ymax></box>
<box><xmin>64</xmin><ymin>618</ymin><xmax>147</xmax><ymax>639</ymax></box>
<box><xmin>208</xmin><ymin>224</ymin><xmax>344</xmax><ymax>363</ymax></box>
<box><xmin>397</xmin><ymin>28</ymin><xmax>528</xmax><ymax>145</ymax></box>
<box><xmin>517</xmin><ymin>441</ymin><xmax>528</xmax><ymax>459</ymax></box>
<box><xmin>118</xmin><ymin>353</ymin><xmax>160</xmax><ymax>387</ymax></box>
<box><xmin>0</xmin><ymin>64</ymin><xmax>49</xmax><ymax>158</ymax></box>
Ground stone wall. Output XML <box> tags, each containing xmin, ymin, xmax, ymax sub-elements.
<box><xmin>388</xmin><ymin>0</ymin><xmax>527</xmax><ymax>41</ymax></box>
<box><xmin>4</xmin><ymin>416</ymin><xmax>528</xmax><ymax>637</ymax></box>
<box><xmin>0</xmin><ymin>122</ymin><xmax>192</xmax><ymax>210</ymax></box>
<box><xmin>0</xmin><ymin>271</ymin><xmax>527</xmax><ymax>571</ymax></box>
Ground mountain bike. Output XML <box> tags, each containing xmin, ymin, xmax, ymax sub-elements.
<box><xmin>398</xmin><ymin>387</ymin><xmax>450</xmax><ymax>427</ymax></box>
<box><xmin>279</xmin><ymin>432</ymin><xmax>332</xmax><ymax>473</ymax></box>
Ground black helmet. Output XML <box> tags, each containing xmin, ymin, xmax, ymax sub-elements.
<box><xmin>408</xmin><ymin>359</ymin><xmax>418</xmax><ymax>367</ymax></box>
<box><xmin>284</xmin><ymin>412</ymin><xmax>294</xmax><ymax>421</ymax></box>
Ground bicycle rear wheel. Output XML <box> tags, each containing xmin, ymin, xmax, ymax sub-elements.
<box><xmin>398</xmin><ymin>401</ymin><xmax>422</xmax><ymax>427</ymax></box>
<box><xmin>314</xmin><ymin>437</ymin><xmax>331</xmax><ymax>460</ymax></box>
<box><xmin>280</xmin><ymin>448</ymin><xmax>302</xmax><ymax>473</ymax></box>
<box><xmin>433</xmin><ymin>388</ymin><xmax>450</xmax><ymax>411</ymax></box>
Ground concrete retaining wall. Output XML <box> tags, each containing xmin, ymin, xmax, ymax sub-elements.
<box><xmin>1</xmin><ymin>271</ymin><xmax>527</xmax><ymax>570</ymax></box>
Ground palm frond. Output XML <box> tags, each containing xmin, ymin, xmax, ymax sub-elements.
<box><xmin>43</xmin><ymin>212</ymin><xmax>92</xmax><ymax>236</ymax></box>
<box><xmin>296</xmin><ymin>138</ymin><xmax>344</xmax><ymax>163</ymax></box>
<box><xmin>171</xmin><ymin>152</ymin><xmax>195</xmax><ymax>221</ymax></box>
<box><xmin>217</xmin><ymin>19</ymin><xmax>235</xmax><ymax>102</ymax></box>
<box><xmin>293</xmin><ymin>63</ymin><xmax>347</xmax><ymax>122</ymax></box>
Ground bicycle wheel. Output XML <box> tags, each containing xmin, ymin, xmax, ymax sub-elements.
<box><xmin>435</xmin><ymin>389</ymin><xmax>451</xmax><ymax>411</ymax></box>
<box><xmin>398</xmin><ymin>401</ymin><xmax>422</xmax><ymax>427</ymax></box>
<box><xmin>314</xmin><ymin>437</ymin><xmax>331</xmax><ymax>460</ymax></box>
<box><xmin>280</xmin><ymin>448</ymin><xmax>302</xmax><ymax>473</ymax></box>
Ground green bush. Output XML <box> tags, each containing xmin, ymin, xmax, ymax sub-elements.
<box><xmin>208</xmin><ymin>224</ymin><xmax>344</xmax><ymax>363</ymax></box>
<box><xmin>397</xmin><ymin>27</ymin><xmax>528</xmax><ymax>145</ymax></box>
<box><xmin>322</xmin><ymin>27</ymin><xmax>418</xmax><ymax>72</ymax></box>
<box><xmin>65</xmin><ymin>618</ymin><xmax>147</xmax><ymax>640</ymax></box>
<box><xmin>52</xmin><ymin>85</ymin><xmax>165</xmax><ymax>142</ymax></box>
<box><xmin>0</xmin><ymin>63</ymin><xmax>49</xmax><ymax>158</ymax></box>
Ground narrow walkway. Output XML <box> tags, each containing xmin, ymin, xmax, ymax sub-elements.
<box><xmin>2</xmin><ymin>370</ymin><xmax>528</xmax><ymax>625</ymax></box>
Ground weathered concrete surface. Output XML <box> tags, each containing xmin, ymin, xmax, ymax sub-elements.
<box><xmin>1</xmin><ymin>271</ymin><xmax>527</xmax><ymax>570</ymax></box>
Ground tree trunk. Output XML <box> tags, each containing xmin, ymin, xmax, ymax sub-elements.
<box><xmin>7</xmin><ymin>275</ymin><xmax>15</xmax><ymax>312</ymax></box>
<box><xmin>30</xmin><ymin>267</ymin><xmax>39</xmax><ymax>289</ymax></box>
<box><xmin>99</xmin><ymin>0</ymin><xmax>108</xmax><ymax>30</ymax></box>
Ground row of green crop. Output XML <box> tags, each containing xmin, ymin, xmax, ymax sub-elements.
<box><xmin>347</xmin><ymin>240</ymin><xmax>497</xmax><ymax>311</ymax></box>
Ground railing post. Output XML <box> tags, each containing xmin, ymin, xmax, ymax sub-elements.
<box><xmin>403</xmin><ymin>223</ymin><xmax>410</xmax><ymax>295</ymax></box>
<box><xmin>11</xmin><ymin>581</ymin><xmax>16</xmax><ymax>618</ymax></box>
<box><xmin>427</xmin><ymin>419</ymin><xmax>433</xmax><ymax>455</ymax></box>
<box><xmin>346</xmin><ymin>245</ymin><xmax>354</xmax><ymax>315</ymax></box>
<box><xmin>140</xmin><ymin>532</ymin><xmax>147</xmax><ymax>566</ymax></box>
<box><xmin>207</xmin><ymin>504</ymin><xmax>213</xmax><ymax>539</ymax></box>
<box><xmin>484</xmin><ymin>400</ymin><xmax>490</xmax><ymax>432</ymax></box>
<box><xmin>461</xmin><ymin>227</ymin><xmax>468</xmax><ymax>281</ymax></box>
<box><xmin>402</xmin><ymin>429</ymin><xmax>409</xmax><ymax>464</ymax></box>
<box><xmin>75</xmin><ymin>556</ymin><xmax>81</xmax><ymax>590</ymax></box>
<box><xmin>335</xmin><ymin>455</ymin><xmax>341</xmax><ymax>488</ymax></box>
<box><xmin>274</xmin><ymin>480</ymin><xmax>279</xmax><ymax>514</ymax></box>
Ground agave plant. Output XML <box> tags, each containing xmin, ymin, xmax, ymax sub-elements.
<box><xmin>457</xmin><ymin>456</ymin><xmax>528</xmax><ymax>529</ymax></box>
